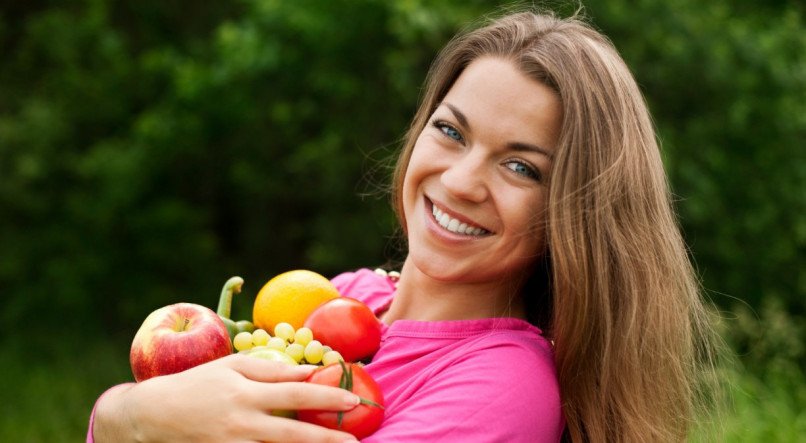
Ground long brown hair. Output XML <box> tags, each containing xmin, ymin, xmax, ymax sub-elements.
<box><xmin>391</xmin><ymin>10</ymin><xmax>720</xmax><ymax>442</ymax></box>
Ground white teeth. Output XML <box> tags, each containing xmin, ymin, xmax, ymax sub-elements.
<box><xmin>431</xmin><ymin>203</ymin><xmax>488</xmax><ymax>236</ymax></box>
<box><xmin>438</xmin><ymin>213</ymin><xmax>450</xmax><ymax>226</ymax></box>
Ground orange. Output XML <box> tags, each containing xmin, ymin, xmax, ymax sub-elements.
<box><xmin>252</xmin><ymin>270</ymin><xmax>341</xmax><ymax>332</ymax></box>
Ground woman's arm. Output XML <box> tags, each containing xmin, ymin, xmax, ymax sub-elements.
<box><xmin>91</xmin><ymin>354</ymin><xmax>360</xmax><ymax>442</ymax></box>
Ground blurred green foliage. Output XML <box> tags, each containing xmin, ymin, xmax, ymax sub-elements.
<box><xmin>590</xmin><ymin>0</ymin><xmax>805</xmax><ymax>314</ymax></box>
<box><xmin>0</xmin><ymin>0</ymin><xmax>490</xmax><ymax>337</ymax></box>
<box><xmin>0</xmin><ymin>0</ymin><xmax>803</xmax><ymax>440</ymax></box>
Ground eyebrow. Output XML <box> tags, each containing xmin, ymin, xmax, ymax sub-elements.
<box><xmin>508</xmin><ymin>141</ymin><xmax>554</xmax><ymax>160</ymax></box>
<box><xmin>444</xmin><ymin>102</ymin><xmax>470</xmax><ymax>128</ymax></box>
<box><xmin>442</xmin><ymin>102</ymin><xmax>554</xmax><ymax>160</ymax></box>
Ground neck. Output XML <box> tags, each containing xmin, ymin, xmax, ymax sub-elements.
<box><xmin>381</xmin><ymin>259</ymin><xmax>526</xmax><ymax>324</ymax></box>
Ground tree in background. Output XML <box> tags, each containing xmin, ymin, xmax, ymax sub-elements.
<box><xmin>588</xmin><ymin>0</ymin><xmax>805</xmax><ymax>314</ymax></box>
<box><xmin>0</xmin><ymin>0</ymin><xmax>803</xmax><ymax>355</ymax></box>
<box><xmin>0</xmin><ymin>0</ymin><xmax>511</xmax><ymax>339</ymax></box>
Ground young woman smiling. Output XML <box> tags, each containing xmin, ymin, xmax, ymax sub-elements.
<box><xmin>89</xmin><ymin>10</ymin><xmax>719</xmax><ymax>443</ymax></box>
<box><xmin>385</xmin><ymin>55</ymin><xmax>560</xmax><ymax>323</ymax></box>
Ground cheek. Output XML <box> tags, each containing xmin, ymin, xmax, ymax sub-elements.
<box><xmin>506</xmin><ymin>192</ymin><xmax>548</xmax><ymax>250</ymax></box>
<box><xmin>401</xmin><ymin>140</ymin><xmax>433</xmax><ymax>199</ymax></box>
<box><xmin>400</xmin><ymin>150</ymin><xmax>425</xmax><ymax>229</ymax></box>
<box><xmin>401</xmin><ymin>165</ymin><xmax>419</xmax><ymax>213</ymax></box>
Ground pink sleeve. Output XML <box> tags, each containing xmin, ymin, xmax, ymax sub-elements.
<box><xmin>331</xmin><ymin>269</ymin><xmax>396</xmax><ymax>314</ymax></box>
<box><xmin>363</xmin><ymin>342</ymin><xmax>563</xmax><ymax>443</ymax></box>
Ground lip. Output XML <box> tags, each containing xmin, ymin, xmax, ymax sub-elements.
<box><xmin>423</xmin><ymin>196</ymin><xmax>493</xmax><ymax>240</ymax></box>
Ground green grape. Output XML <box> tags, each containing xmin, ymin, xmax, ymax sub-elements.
<box><xmin>233</xmin><ymin>331</ymin><xmax>254</xmax><ymax>352</ymax></box>
<box><xmin>294</xmin><ymin>327</ymin><xmax>314</xmax><ymax>346</ymax></box>
<box><xmin>266</xmin><ymin>336</ymin><xmax>288</xmax><ymax>352</ymax></box>
<box><xmin>274</xmin><ymin>322</ymin><xmax>296</xmax><ymax>342</ymax></box>
<box><xmin>285</xmin><ymin>343</ymin><xmax>305</xmax><ymax>363</ymax></box>
<box><xmin>249</xmin><ymin>348</ymin><xmax>297</xmax><ymax>366</ymax></box>
<box><xmin>304</xmin><ymin>340</ymin><xmax>324</xmax><ymax>364</ymax></box>
<box><xmin>252</xmin><ymin>328</ymin><xmax>270</xmax><ymax>347</ymax></box>
<box><xmin>321</xmin><ymin>345</ymin><xmax>333</xmax><ymax>354</ymax></box>
<box><xmin>321</xmin><ymin>350</ymin><xmax>344</xmax><ymax>366</ymax></box>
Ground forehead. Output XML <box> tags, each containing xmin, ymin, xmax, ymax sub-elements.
<box><xmin>441</xmin><ymin>57</ymin><xmax>562</xmax><ymax>152</ymax></box>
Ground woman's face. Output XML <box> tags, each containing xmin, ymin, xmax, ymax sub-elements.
<box><xmin>402</xmin><ymin>56</ymin><xmax>562</xmax><ymax>285</ymax></box>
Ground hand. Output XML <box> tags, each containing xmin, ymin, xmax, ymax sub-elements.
<box><xmin>93</xmin><ymin>354</ymin><xmax>360</xmax><ymax>442</ymax></box>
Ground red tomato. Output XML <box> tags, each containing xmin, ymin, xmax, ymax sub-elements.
<box><xmin>298</xmin><ymin>362</ymin><xmax>385</xmax><ymax>439</ymax></box>
<box><xmin>303</xmin><ymin>297</ymin><xmax>381</xmax><ymax>362</ymax></box>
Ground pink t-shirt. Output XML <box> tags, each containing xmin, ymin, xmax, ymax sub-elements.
<box><xmin>334</xmin><ymin>269</ymin><xmax>564</xmax><ymax>442</ymax></box>
<box><xmin>87</xmin><ymin>269</ymin><xmax>564</xmax><ymax>442</ymax></box>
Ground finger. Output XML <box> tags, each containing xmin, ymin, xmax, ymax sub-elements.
<box><xmin>252</xmin><ymin>414</ymin><xmax>359</xmax><ymax>443</ymax></box>
<box><xmin>226</xmin><ymin>354</ymin><xmax>317</xmax><ymax>382</ymax></box>
<box><xmin>253</xmin><ymin>381</ymin><xmax>361</xmax><ymax>412</ymax></box>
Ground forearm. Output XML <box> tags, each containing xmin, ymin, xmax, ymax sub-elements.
<box><xmin>90</xmin><ymin>383</ymin><xmax>139</xmax><ymax>443</ymax></box>
<box><xmin>87</xmin><ymin>356</ymin><xmax>361</xmax><ymax>443</ymax></box>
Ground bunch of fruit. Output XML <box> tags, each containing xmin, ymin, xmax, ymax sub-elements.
<box><xmin>127</xmin><ymin>269</ymin><xmax>385</xmax><ymax>439</ymax></box>
<box><xmin>233</xmin><ymin>323</ymin><xmax>345</xmax><ymax>367</ymax></box>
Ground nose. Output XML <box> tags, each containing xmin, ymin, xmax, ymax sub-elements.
<box><xmin>440</xmin><ymin>149</ymin><xmax>489</xmax><ymax>203</ymax></box>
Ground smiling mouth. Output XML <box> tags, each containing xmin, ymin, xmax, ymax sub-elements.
<box><xmin>430</xmin><ymin>202</ymin><xmax>491</xmax><ymax>236</ymax></box>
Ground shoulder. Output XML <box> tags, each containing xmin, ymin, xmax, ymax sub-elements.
<box><xmin>330</xmin><ymin>268</ymin><xmax>396</xmax><ymax>314</ymax></box>
<box><xmin>432</xmin><ymin>318</ymin><xmax>558</xmax><ymax>383</ymax></box>
<box><xmin>451</xmin><ymin>346</ymin><xmax>563</xmax><ymax>440</ymax></box>
<box><xmin>440</xmin><ymin>331</ymin><xmax>561</xmax><ymax>423</ymax></box>
<box><xmin>469</xmin><ymin>329</ymin><xmax>558</xmax><ymax>386</ymax></box>
<box><xmin>368</xmin><ymin>325</ymin><xmax>563</xmax><ymax>442</ymax></box>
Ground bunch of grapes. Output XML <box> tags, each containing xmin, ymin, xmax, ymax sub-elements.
<box><xmin>233</xmin><ymin>322</ymin><xmax>344</xmax><ymax>366</ymax></box>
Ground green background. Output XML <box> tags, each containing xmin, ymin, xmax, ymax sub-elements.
<box><xmin>1</xmin><ymin>0</ymin><xmax>803</xmax><ymax>440</ymax></box>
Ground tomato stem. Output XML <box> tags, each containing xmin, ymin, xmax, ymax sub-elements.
<box><xmin>331</xmin><ymin>360</ymin><xmax>384</xmax><ymax>430</ymax></box>
<box><xmin>359</xmin><ymin>397</ymin><xmax>385</xmax><ymax>409</ymax></box>
<box><xmin>336</xmin><ymin>360</ymin><xmax>383</xmax><ymax>408</ymax></box>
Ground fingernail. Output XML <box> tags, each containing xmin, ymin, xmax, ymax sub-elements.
<box><xmin>294</xmin><ymin>365</ymin><xmax>317</xmax><ymax>374</ymax></box>
<box><xmin>344</xmin><ymin>393</ymin><xmax>361</xmax><ymax>406</ymax></box>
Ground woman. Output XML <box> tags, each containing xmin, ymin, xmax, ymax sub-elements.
<box><xmin>90</xmin><ymin>10</ymin><xmax>718</xmax><ymax>442</ymax></box>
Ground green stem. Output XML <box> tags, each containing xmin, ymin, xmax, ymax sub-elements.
<box><xmin>216</xmin><ymin>276</ymin><xmax>244</xmax><ymax>319</ymax></box>
<box><xmin>334</xmin><ymin>360</ymin><xmax>383</xmax><ymax>429</ymax></box>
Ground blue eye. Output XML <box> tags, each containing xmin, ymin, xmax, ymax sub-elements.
<box><xmin>432</xmin><ymin>120</ymin><xmax>463</xmax><ymax>142</ymax></box>
<box><xmin>442</xmin><ymin>126</ymin><xmax>461</xmax><ymax>141</ymax></box>
<box><xmin>504</xmin><ymin>160</ymin><xmax>541</xmax><ymax>181</ymax></box>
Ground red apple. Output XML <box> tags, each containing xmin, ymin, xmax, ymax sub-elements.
<box><xmin>130</xmin><ymin>302</ymin><xmax>232</xmax><ymax>382</ymax></box>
